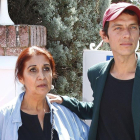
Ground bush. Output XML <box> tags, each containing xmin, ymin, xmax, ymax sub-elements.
<box><xmin>9</xmin><ymin>0</ymin><xmax>111</xmax><ymax>99</ymax></box>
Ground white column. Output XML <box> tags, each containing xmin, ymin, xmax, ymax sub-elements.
<box><xmin>0</xmin><ymin>0</ymin><xmax>14</xmax><ymax>25</ymax></box>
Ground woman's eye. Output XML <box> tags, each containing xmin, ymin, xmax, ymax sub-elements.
<box><xmin>44</xmin><ymin>67</ymin><xmax>50</xmax><ymax>71</ymax></box>
<box><xmin>30</xmin><ymin>68</ymin><xmax>36</xmax><ymax>72</ymax></box>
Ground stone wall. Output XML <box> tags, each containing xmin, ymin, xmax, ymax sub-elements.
<box><xmin>0</xmin><ymin>25</ymin><xmax>47</xmax><ymax>56</ymax></box>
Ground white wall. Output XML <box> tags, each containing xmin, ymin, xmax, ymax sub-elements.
<box><xmin>0</xmin><ymin>56</ymin><xmax>22</xmax><ymax>107</ymax></box>
<box><xmin>83</xmin><ymin>50</ymin><xmax>113</xmax><ymax>102</ymax></box>
<box><xmin>82</xmin><ymin>50</ymin><xmax>113</xmax><ymax>125</ymax></box>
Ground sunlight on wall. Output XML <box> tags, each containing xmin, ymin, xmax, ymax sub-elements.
<box><xmin>0</xmin><ymin>56</ymin><xmax>22</xmax><ymax>107</ymax></box>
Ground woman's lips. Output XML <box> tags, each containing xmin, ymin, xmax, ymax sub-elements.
<box><xmin>37</xmin><ymin>84</ymin><xmax>47</xmax><ymax>87</ymax></box>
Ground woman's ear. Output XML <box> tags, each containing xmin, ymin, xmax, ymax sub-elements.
<box><xmin>99</xmin><ymin>29</ymin><xmax>109</xmax><ymax>43</ymax></box>
<box><xmin>19</xmin><ymin>77</ymin><xmax>24</xmax><ymax>85</ymax></box>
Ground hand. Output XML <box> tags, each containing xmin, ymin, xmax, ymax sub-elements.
<box><xmin>47</xmin><ymin>93</ymin><xmax>63</xmax><ymax>104</ymax></box>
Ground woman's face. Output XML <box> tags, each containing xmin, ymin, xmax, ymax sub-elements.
<box><xmin>19</xmin><ymin>54</ymin><xmax>52</xmax><ymax>97</ymax></box>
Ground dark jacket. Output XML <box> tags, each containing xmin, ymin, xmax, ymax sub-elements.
<box><xmin>62</xmin><ymin>54</ymin><xmax>140</xmax><ymax>140</ymax></box>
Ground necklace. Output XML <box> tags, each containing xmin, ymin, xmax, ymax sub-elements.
<box><xmin>43</xmin><ymin>100</ymin><xmax>54</xmax><ymax>140</ymax></box>
<box><xmin>45</xmin><ymin>109</ymin><xmax>54</xmax><ymax>140</ymax></box>
<box><xmin>51</xmin><ymin>109</ymin><xmax>54</xmax><ymax>140</ymax></box>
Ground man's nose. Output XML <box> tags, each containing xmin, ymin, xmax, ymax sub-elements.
<box><xmin>123</xmin><ymin>28</ymin><xmax>131</xmax><ymax>38</ymax></box>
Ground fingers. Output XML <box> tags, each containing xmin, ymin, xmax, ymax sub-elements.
<box><xmin>47</xmin><ymin>93</ymin><xmax>56</xmax><ymax>99</ymax></box>
<box><xmin>47</xmin><ymin>93</ymin><xmax>63</xmax><ymax>104</ymax></box>
<box><xmin>49</xmin><ymin>98</ymin><xmax>60</xmax><ymax>104</ymax></box>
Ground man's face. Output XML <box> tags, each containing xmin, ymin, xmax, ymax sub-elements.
<box><xmin>105</xmin><ymin>13</ymin><xmax>140</xmax><ymax>57</ymax></box>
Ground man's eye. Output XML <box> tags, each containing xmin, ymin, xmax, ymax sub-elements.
<box><xmin>115</xmin><ymin>27</ymin><xmax>121</xmax><ymax>30</ymax></box>
<box><xmin>44</xmin><ymin>67</ymin><xmax>50</xmax><ymax>71</ymax></box>
<box><xmin>131</xmin><ymin>26</ymin><xmax>137</xmax><ymax>29</ymax></box>
<box><xmin>30</xmin><ymin>68</ymin><xmax>36</xmax><ymax>72</ymax></box>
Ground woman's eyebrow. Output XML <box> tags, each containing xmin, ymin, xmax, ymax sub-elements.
<box><xmin>27</xmin><ymin>64</ymin><xmax>50</xmax><ymax>69</ymax></box>
<box><xmin>27</xmin><ymin>65</ymin><xmax>36</xmax><ymax>69</ymax></box>
<box><xmin>44</xmin><ymin>64</ymin><xmax>50</xmax><ymax>66</ymax></box>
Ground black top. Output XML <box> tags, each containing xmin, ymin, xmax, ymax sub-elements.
<box><xmin>97</xmin><ymin>73</ymin><xmax>135</xmax><ymax>140</ymax></box>
<box><xmin>18</xmin><ymin>111</ymin><xmax>59</xmax><ymax>140</ymax></box>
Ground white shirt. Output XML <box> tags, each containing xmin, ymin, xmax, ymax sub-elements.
<box><xmin>0</xmin><ymin>92</ymin><xmax>89</xmax><ymax>140</ymax></box>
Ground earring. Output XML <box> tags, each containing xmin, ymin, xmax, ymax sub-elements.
<box><xmin>22</xmin><ymin>85</ymin><xmax>26</xmax><ymax>91</ymax></box>
<box><xmin>51</xmin><ymin>85</ymin><xmax>54</xmax><ymax>90</ymax></box>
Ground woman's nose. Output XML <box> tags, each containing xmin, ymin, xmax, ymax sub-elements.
<box><xmin>38</xmin><ymin>70</ymin><xmax>45</xmax><ymax>80</ymax></box>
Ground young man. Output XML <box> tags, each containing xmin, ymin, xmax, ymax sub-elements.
<box><xmin>48</xmin><ymin>2</ymin><xmax>140</xmax><ymax>140</ymax></box>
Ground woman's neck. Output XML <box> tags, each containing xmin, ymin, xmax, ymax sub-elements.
<box><xmin>21</xmin><ymin>93</ymin><xmax>50</xmax><ymax>114</ymax></box>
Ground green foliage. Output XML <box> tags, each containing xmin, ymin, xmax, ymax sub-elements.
<box><xmin>8</xmin><ymin>0</ymin><xmax>42</xmax><ymax>24</ymax></box>
<box><xmin>35</xmin><ymin>0</ymin><xmax>112</xmax><ymax>99</ymax></box>
<box><xmin>111</xmin><ymin>0</ymin><xmax>131</xmax><ymax>2</ymax></box>
<box><xmin>131</xmin><ymin>1</ymin><xmax>140</xmax><ymax>9</ymax></box>
<box><xmin>9</xmin><ymin>0</ymin><xmax>111</xmax><ymax>99</ymax></box>
<box><xmin>131</xmin><ymin>1</ymin><xmax>140</xmax><ymax>52</ymax></box>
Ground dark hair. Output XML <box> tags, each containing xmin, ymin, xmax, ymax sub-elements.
<box><xmin>15</xmin><ymin>46</ymin><xmax>56</xmax><ymax>80</ymax></box>
<box><xmin>102</xmin><ymin>9</ymin><xmax>139</xmax><ymax>38</ymax></box>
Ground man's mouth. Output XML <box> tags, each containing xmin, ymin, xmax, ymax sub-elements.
<box><xmin>120</xmin><ymin>43</ymin><xmax>132</xmax><ymax>46</ymax></box>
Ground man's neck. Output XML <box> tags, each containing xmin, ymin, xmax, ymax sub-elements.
<box><xmin>110</xmin><ymin>54</ymin><xmax>137</xmax><ymax>80</ymax></box>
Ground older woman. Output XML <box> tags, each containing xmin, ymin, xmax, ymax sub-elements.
<box><xmin>0</xmin><ymin>46</ymin><xmax>89</xmax><ymax>140</ymax></box>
